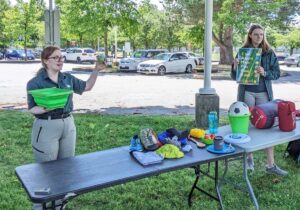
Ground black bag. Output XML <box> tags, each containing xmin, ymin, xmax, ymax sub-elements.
<box><xmin>285</xmin><ymin>140</ymin><xmax>300</xmax><ymax>163</ymax></box>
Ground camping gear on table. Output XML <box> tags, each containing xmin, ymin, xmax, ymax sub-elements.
<box><xmin>224</xmin><ymin>133</ymin><xmax>251</xmax><ymax>144</ymax></box>
<box><xmin>208</xmin><ymin>111</ymin><xmax>218</xmax><ymax>134</ymax></box>
<box><xmin>228</xmin><ymin>101</ymin><xmax>250</xmax><ymax>134</ymax></box>
<box><xmin>130</xmin><ymin>151</ymin><xmax>164</xmax><ymax>166</ymax></box>
<box><xmin>140</xmin><ymin>128</ymin><xmax>162</xmax><ymax>151</ymax></box>
<box><xmin>250</xmin><ymin>100</ymin><xmax>281</xmax><ymax>129</ymax></box>
<box><xmin>188</xmin><ymin>135</ymin><xmax>205</xmax><ymax>148</ymax></box>
<box><xmin>213</xmin><ymin>136</ymin><xmax>224</xmax><ymax>151</ymax></box>
<box><xmin>206</xmin><ymin>144</ymin><xmax>235</xmax><ymax>154</ymax></box>
<box><xmin>189</xmin><ymin>128</ymin><xmax>205</xmax><ymax>139</ymax></box>
<box><xmin>155</xmin><ymin>144</ymin><xmax>184</xmax><ymax>159</ymax></box>
<box><xmin>278</xmin><ymin>101</ymin><xmax>296</xmax><ymax>132</ymax></box>
<box><xmin>129</xmin><ymin>135</ymin><xmax>143</xmax><ymax>152</ymax></box>
<box><xmin>158</xmin><ymin>128</ymin><xmax>189</xmax><ymax>146</ymax></box>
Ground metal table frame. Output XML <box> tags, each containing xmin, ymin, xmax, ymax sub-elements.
<box><xmin>217</xmin><ymin>120</ymin><xmax>300</xmax><ymax>210</ymax></box>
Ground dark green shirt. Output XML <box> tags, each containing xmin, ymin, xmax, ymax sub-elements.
<box><xmin>27</xmin><ymin>68</ymin><xmax>86</xmax><ymax>117</ymax></box>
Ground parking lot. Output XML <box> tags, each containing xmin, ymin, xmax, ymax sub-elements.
<box><xmin>0</xmin><ymin>62</ymin><xmax>300</xmax><ymax>115</ymax></box>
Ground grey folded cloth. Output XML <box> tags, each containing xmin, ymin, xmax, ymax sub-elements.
<box><xmin>165</xmin><ymin>136</ymin><xmax>181</xmax><ymax>148</ymax></box>
<box><xmin>181</xmin><ymin>144</ymin><xmax>193</xmax><ymax>153</ymax></box>
<box><xmin>131</xmin><ymin>151</ymin><xmax>164</xmax><ymax>166</ymax></box>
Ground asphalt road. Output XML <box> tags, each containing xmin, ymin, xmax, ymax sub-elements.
<box><xmin>0</xmin><ymin>62</ymin><xmax>299</xmax><ymax>115</ymax></box>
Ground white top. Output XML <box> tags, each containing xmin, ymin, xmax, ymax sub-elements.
<box><xmin>217</xmin><ymin>120</ymin><xmax>300</xmax><ymax>152</ymax></box>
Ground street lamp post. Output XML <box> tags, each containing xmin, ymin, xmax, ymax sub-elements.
<box><xmin>195</xmin><ymin>0</ymin><xmax>220</xmax><ymax>128</ymax></box>
<box><xmin>45</xmin><ymin>0</ymin><xmax>60</xmax><ymax>47</ymax></box>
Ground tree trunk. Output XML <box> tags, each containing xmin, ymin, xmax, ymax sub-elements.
<box><xmin>212</xmin><ymin>26</ymin><xmax>234</xmax><ymax>65</ymax></box>
<box><xmin>219</xmin><ymin>44</ymin><xmax>233</xmax><ymax>65</ymax></box>
<box><xmin>78</xmin><ymin>34</ymin><xmax>83</xmax><ymax>47</ymax></box>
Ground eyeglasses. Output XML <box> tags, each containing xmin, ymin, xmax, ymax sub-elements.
<box><xmin>48</xmin><ymin>56</ymin><xmax>65</xmax><ymax>62</ymax></box>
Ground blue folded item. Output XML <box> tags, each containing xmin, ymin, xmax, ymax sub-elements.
<box><xmin>158</xmin><ymin>131</ymin><xmax>188</xmax><ymax>146</ymax></box>
<box><xmin>180</xmin><ymin>137</ymin><xmax>188</xmax><ymax>146</ymax></box>
<box><xmin>131</xmin><ymin>151</ymin><xmax>164</xmax><ymax>166</ymax></box>
<box><xmin>157</xmin><ymin>131</ymin><xmax>171</xmax><ymax>144</ymax></box>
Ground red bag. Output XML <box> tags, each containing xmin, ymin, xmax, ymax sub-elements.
<box><xmin>250</xmin><ymin>100</ymin><xmax>280</xmax><ymax>129</ymax></box>
<box><xmin>278</xmin><ymin>101</ymin><xmax>296</xmax><ymax>132</ymax></box>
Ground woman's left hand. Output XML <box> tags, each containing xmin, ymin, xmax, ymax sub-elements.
<box><xmin>256</xmin><ymin>66</ymin><xmax>265</xmax><ymax>76</ymax></box>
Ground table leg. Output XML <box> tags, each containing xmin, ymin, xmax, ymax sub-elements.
<box><xmin>188</xmin><ymin>165</ymin><xmax>200</xmax><ymax>206</ymax></box>
<box><xmin>216</xmin><ymin>160</ymin><xmax>227</xmax><ymax>210</ymax></box>
<box><xmin>188</xmin><ymin>163</ymin><xmax>224</xmax><ymax>209</ymax></box>
<box><xmin>243</xmin><ymin>153</ymin><xmax>259</xmax><ymax>210</ymax></box>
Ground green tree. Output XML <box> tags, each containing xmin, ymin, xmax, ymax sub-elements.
<box><xmin>275</xmin><ymin>28</ymin><xmax>300</xmax><ymax>54</ymax></box>
<box><xmin>0</xmin><ymin>0</ymin><xmax>11</xmax><ymax>48</ymax></box>
<box><xmin>3</xmin><ymin>0</ymin><xmax>43</xmax><ymax>57</ymax></box>
<box><xmin>136</xmin><ymin>1</ymin><xmax>162</xmax><ymax>49</ymax></box>
<box><xmin>159</xmin><ymin>4</ymin><xmax>182</xmax><ymax>51</ymax></box>
<box><xmin>57</xmin><ymin>0</ymin><xmax>138</xmax><ymax>56</ymax></box>
<box><xmin>288</xmin><ymin>29</ymin><xmax>300</xmax><ymax>54</ymax></box>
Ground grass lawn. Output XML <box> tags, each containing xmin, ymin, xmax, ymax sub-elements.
<box><xmin>0</xmin><ymin>110</ymin><xmax>299</xmax><ymax>210</ymax></box>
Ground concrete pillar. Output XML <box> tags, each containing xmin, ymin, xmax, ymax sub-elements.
<box><xmin>195</xmin><ymin>93</ymin><xmax>219</xmax><ymax>128</ymax></box>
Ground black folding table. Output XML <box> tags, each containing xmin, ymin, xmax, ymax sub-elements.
<box><xmin>15</xmin><ymin>143</ymin><xmax>243</xmax><ymax>210</ymax></box>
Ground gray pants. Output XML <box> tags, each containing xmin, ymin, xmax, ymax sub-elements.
<box><xmin>244</xmin><ymin>91</ymin><xmax>269</xmax><ymax>107</ymax></box>
<box><xmin>31</xmin><ymin>115</ymin><xmax>76</xmax><ymax>163</ymax></box>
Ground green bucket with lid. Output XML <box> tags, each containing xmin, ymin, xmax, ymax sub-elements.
<box><xmin>228</xmin><ymin>114</ymin><xmax>250</xmax><ymax>134</ymax></box>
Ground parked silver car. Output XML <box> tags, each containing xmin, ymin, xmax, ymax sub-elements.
<box><xmin>284</xmin><ymin>54</ymin><xmax>300</xmax><ymax>67</ymax></box>
<box><xmin>119</xmin><ymin>49</ymin><xmax>167</xmax><ymax>71</ymax></box>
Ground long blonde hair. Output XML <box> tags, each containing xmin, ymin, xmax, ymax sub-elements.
<box><xmin>242</xmin><ymin>24</ymin><xmax>271</xmax><ymax>53</ymax></box>
<box><xmin>36</xmin><ymin>46</ymin><xmax>60</xmax><ymax>75</ymax></box>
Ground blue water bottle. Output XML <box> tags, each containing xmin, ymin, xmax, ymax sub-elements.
<box><xmin>208</xmin><ymin>111</ymin><xmax>218</xmax><ymax>134</ymax></box>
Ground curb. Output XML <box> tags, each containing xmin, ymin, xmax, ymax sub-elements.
<box><xmin>0</xmin><ymin>59</ymin><xmax>41</xmax><ymax>64</ymax></box>
<box><xmin>72</xmin><ymin>67</ymin><xmax>117</xmax><ymax>73</ymax></box>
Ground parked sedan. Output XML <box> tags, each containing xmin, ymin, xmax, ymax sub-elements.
<box><xmin>284</xmin><ymin>54</ymin><xmax>300</xmax><ymax>67</ymax></box>
<box><xmin>5</xmin><ymin>49</ymin><xmax>35</xmax><ymax>60</ymax></box>
<box><xmin>276</xmin><ymin>55</ymin><xmax>287</xmax><ymax>65</ymax></box>
<box><xmin>137</xmin><ymin>52</ymin><xmax>196</xmax><ymax>75</ymax></box>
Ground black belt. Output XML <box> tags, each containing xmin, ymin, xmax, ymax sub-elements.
<box><xmin>36</xmin><ymin>113</ymin><xmax>70</xmax><ymax>120</ymax></box>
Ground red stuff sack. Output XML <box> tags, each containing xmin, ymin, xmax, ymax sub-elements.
<box><xmin>250</xmin><ymin>100</ymin><xmax>280</xmax><ymax>129</ymax></box>
<box><xmin>278</xmin><ymin>101</ymin><xmax>296</xmax><ymax>132</ymax></box>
